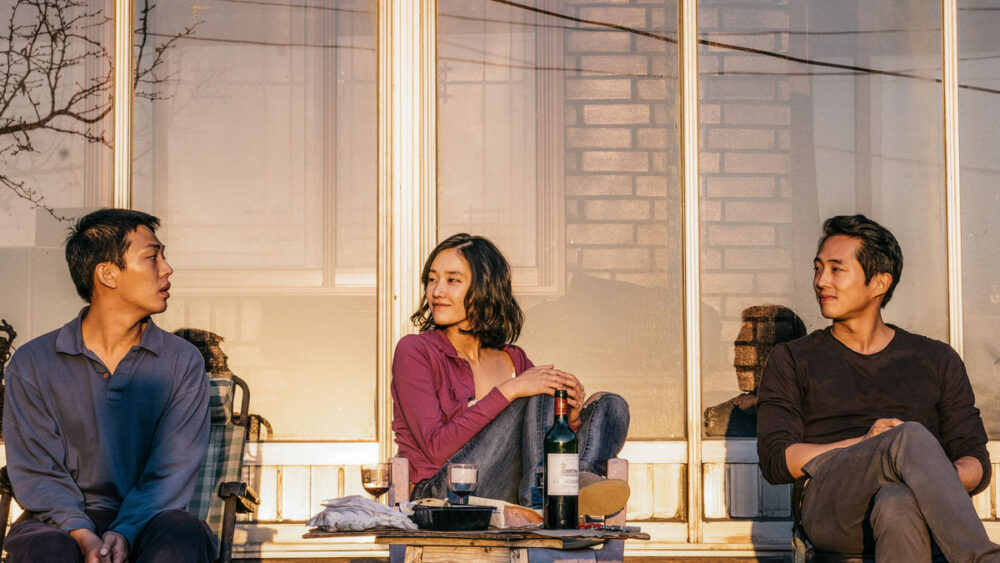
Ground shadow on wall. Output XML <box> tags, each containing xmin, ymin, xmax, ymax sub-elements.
<box><xmin>703</xmin><ymin>305</ymin><xmax>806</xmax><ymax>437</ymax></box>
<box><xmin>174</xmin><ymin>327</ymin><xmax>273</xmax><ymax>441</ymax></box>
<box><xmin>520</xmin><ymin>273</ymin><xmax>684</xmax><ymax>438</ymax></box>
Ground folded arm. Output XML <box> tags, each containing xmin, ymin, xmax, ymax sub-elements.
<box><xmin>783</xmin><ymin>418</ymin><xmax>902</xmax><ymax>478</ymax></box>
<box><xmin>936</xmin><ymin>347</ymin><xmax>991</xmax><ymax>495</ymax></box>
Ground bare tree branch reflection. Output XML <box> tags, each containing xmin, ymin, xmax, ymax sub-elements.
<box><xmin>0</xmin><ymin>0</ymin><xmax>197</xmax><ymax>220</ymax></box>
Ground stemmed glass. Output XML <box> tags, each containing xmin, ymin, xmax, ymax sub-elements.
<box><xmin>447</xmin><ymin>463</ymin><xmax>478</xmax><ymax>505</ymax></box>
<box><xmin>361</xmin><ymin>463</ymin><xmax>391</xmax><ymax>502</ymax></box>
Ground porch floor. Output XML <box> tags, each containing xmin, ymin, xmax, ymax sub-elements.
<box><xmin>235</xmin><ymin>558</ymin><xmax>788</xmax><ymax>562</ymax></box>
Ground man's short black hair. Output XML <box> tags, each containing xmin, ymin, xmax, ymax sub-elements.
<box><xmin>818</xmin><ymin>214</ymin><xmax>903</xmax><ymax>308</ymax></box>
<box><xmin>65</xmin><ymin>208</ymin><xmax>161</xmax><ymax>302</ymax></box>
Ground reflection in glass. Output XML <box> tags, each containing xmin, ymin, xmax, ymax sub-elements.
<box><xmin>698</xmin><ymin>1</ymin><xmax>948</xmax><ymax>435</ymax></box>
<box><xmin>133</xmin><ymin>0</ymin><xmax>377</xmax><ymax>440</ymax></box>
<box><xmin>703</xmin><ymin>305</ymin><xmax>805</xmax><ymax>437</ymax></box>
<box><xmin>0</xmin><ymin>0</ymin><xmax>115</xmax><ymax>340</ymax></box>
<box><xmin>959</xmin><ymin>0</ymin><xmax>1000</xmax><ymax>435</ymax></box>
<box><xmin>437</xmin><ymin>0</ymin><xmax>684</xmax><ymax>439</ymax></box>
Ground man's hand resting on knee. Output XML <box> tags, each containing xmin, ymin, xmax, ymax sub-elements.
<box><xmin>71</xmin><ymin>528</ymin><xmax>129</xmax><ymax>563</ymax></box>
<box><xmin>862</xmin><ymin>418</ymin><xmax>903</xmax><ymax>439</ymax></box>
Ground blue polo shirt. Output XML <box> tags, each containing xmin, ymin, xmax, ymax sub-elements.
<box><xmin>3</xmin><ymin>309</ymin><xmax>209</xmax><ymax>546</ymax></box>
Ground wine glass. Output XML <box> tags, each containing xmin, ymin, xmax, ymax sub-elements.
<box><xmin>361</xmin><ymin>463</ymin><xmax>391</xmax><ymax>502</ymax></box>
<box><xmin>447</xmin><ymin>463</ymin><xmax>478</xmax><ymax>505</ymax></box>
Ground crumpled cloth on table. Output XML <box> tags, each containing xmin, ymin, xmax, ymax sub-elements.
<box><xmin>307</xmin><ymin>495</ymin><xmax>417</xmax><ymax>531</ymax></box>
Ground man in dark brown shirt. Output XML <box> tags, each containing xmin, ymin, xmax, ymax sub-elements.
<box><xmin>757</xmin><ymin>215</ymin><xmax>999</xmax><ymax>561</ymax></box>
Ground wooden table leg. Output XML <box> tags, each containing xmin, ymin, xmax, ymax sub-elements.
<box><xmin>404</xmin><ymin>545</ymin><xmax>517</xmax><ymax>562</ymax></box>
<box><xmin>404</xmin><ymin>546</ymin><xmax>422</xmax><ymax>562</ymax></box>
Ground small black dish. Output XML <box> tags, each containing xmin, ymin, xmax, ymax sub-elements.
<box><xmin>411</xmin><ymin>505</ymin><xmax>493</xmax><ymax>531</ymax></box>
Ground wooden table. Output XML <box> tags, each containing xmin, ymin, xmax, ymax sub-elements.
<box><xmin>304</xmin><ymin>526</ymin><xmax>649</xmax><ymax>562</ymax></box>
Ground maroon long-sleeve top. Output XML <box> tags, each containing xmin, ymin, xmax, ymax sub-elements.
<box><xmin>391</xmin><ymin>330</ymin><xmax>533</xmax><ymax>482</ymax></box>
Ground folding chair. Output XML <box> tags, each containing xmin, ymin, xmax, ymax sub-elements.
<box><xmin>189</xmin><ymin>374</ymin><xmax>261</xmax><ymax>563</ymax></box>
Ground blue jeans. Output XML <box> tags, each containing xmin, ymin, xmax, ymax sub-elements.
<box><xmin>411</xmin><ymin>392</ymin><xmax>629</xmax><ymax>508</ymax></box>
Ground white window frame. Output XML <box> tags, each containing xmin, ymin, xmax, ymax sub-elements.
<box><xmin>105</xmin><ymin>0</ymin><xmax>969</xmax><ymax>546</ymax></box>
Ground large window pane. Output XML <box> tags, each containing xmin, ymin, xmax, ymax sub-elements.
<box><xmin>959</xmin><ymin>0</ymin><xmax>1000</xmax><ymax>436</ymax></box>
<box><xmin>699</xmin><ymin>1</ymin><xmax>947</xmax><ymax>437</ymax></box>
<box><xmin>0</xmin><ymin>0</ymin><xmax>114</xmax><ymax>341</ymax></box>
<box><xmin>133</xmin><ymin>0</ymin><xmax>377</xmax><ymax>440</ymax></box>
<box><xmin>437</xmin><ymin>0</ymin><xmax>685</xmax><ymax>439</ymax></box>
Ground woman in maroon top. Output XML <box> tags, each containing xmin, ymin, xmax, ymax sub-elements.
<box><xmin>391</xmin><ymin>233</ymin><xmax>630</xmax><ymax>510</ymax></box>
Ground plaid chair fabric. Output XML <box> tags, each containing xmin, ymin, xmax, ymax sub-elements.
<box><xmin>187</xmin><ymin>376</ymin><xmax>249</xmax><ymax>541</ymax></box>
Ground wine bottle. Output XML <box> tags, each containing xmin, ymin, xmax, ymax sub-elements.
<box><xmin>543</xmin><ymin>389</ymin><xmax>578</xmax><ymax>529</ymax></box>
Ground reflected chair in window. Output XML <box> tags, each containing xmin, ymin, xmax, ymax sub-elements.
<box><xmin>387</xmin><ymin>456</ymin><xmax>630</xmax><ymax>562</ymax></box>
<box><xmin>0</xmin><ymin>372</ymin><xmax>259</xmax><ymax>563</ymax></box>
<box><xmin>791</xmin><ymin>479</ymin><xmax>947</xmax><ymax>563</ymax></box>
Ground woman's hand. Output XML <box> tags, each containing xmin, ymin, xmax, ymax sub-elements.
<box><xmin>498</xmin><ymin>365</ymin><xmax>586</xmax><ymax>423</ymax></box>
<box><xmin>498</xmin><ymin>365</ymin><xmax>560</xmax><ymax>401</ymax></box>
<box><xmin>560</xmin><ymin>371</ymin><xmax>585</xmax><ymax>425</ymax></box>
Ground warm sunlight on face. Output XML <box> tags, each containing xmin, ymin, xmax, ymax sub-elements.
<box><xmin>813</xmin><ymin>234</ymin><xmax>883</xmax><ymax>322</ymax></box>
<box><xmin>426</xmin><ymin>248</ymin><xmax>472</xmax><ymax>328</ymax></box>
<box><xmin>114</xmin><ymin>226</ymin><xmax>174</xmax><ymax>316</ymax></box>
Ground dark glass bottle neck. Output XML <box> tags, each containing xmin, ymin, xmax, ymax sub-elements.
<box><xmin>553</xmin><ymin>390</ymin><xmax>569</xmax><ymax>423</ymax></box>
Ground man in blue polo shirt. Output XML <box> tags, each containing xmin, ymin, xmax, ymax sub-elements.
<box><xmin>3</xmin><ymin>209</ymin><xmax>217</xmax><ymax>562</ymax></box>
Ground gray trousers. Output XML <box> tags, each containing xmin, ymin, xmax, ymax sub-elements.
<box><xmin>801</xmin><ymin>422</ymin><xmax>1000</xmax><ymax>562</ymax></box>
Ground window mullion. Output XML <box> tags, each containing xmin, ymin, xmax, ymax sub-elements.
<box><xmin>113</xmin><ymin>0</ymin><xmax>134</xmax><ymax>208</ymax></box>
<box><xmin>679</xmin><ymin>0</ymin><xmax>703</xmax><ymax>543</ymax></box>
<box><xmin>941</xmin><ymin>0</ymin><xmax>963</xmax><ymax>356</ymax></box>
<box><xmin>377</xmin><ymin>0</ymin><xmax>438</xmax><ymax>462</ymax></box>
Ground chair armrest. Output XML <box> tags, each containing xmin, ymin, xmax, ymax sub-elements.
<box><xmin>218</xmin><ymin>481</ymin><xmax>260</xmax><ymax>513</ymax></box>
<box><xmin>606</xmin><ymin>458</ymin><xmax>628</xmax><ymax>527</ymax></box>
<box><xmin>389</xmin><ymin>457</ymin><xmax>410</xmax><ymax>506</ymax></box>
<box><xmin>218</xmin><ymin>481</ymin><xmax>258</xmax><ymax>563</ymax></box>
<box><xmin>0</xmin><ymin>466</ymin><xmax>12</xmax><ymax>497</ymax></box>
<box><xmin>0</xmin><ymin>466</ymin><xmax>13</xmax><ymax>548</ymax></box>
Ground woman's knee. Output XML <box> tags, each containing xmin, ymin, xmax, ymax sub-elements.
<box><xmin>585</xmin><ymin>392</ymin><xmax>630</xmax><ymax>433</ymax></box>
<box><xmin>586</xmin><ymin>392</ymin><xmax>629</xmax><ymax>417</ymax></box>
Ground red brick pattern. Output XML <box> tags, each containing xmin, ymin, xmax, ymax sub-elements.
<box><xmin>561</xmin><ymin>2</ymin><xmax>679</xmax><ymax>287</ymax></box>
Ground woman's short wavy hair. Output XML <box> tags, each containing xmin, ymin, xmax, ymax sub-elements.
<box><xmin>410</xmin><ymin>233</ymin><xmax>524</xmax><ymax>349</ymax></box>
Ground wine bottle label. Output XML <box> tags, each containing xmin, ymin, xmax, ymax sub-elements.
<box><xmin>546</xmin><ymin>453</ymin><xmax>579</xmax><ymax>495</ymax></box>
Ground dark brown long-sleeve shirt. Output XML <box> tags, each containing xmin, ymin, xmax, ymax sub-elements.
<box><xmin>757</xmin><ymin>326</ymin><xmax>991</xmax><ymax>495</ymax></box>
